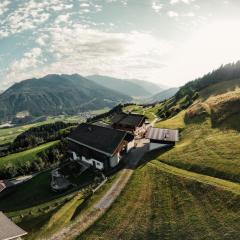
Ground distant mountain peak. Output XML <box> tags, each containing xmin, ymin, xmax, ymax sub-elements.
<box><xmin>86</xmin><ymin>75</ymin><xmax>165</xmax><ymax>97</ymax></box>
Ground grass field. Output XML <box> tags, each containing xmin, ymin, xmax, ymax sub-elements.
<box><xmin>0</xmin><ymin>141</ymin><xmax>59</xmax><ymax>170</ymax></box>
<box><xmin>80</xmin><ymin>158</ymin><xmax>240</xmax><ymax>240</ymax></box>
<box><xmin>0</xmin><ymin>170</ymin><xmax>78</xmax><ymax>239</ymax></box>
<box><xmin>0</xmin><ymin>115</ymin><xmax>82</xmax><ymax>145</ymax></box>
<box><xmin>153</xmin><ymin>86</ymin><xmax>240</xmax><ymax>183</ymax></box>
<box><xmin>0</xmin><ymin>169</ymin><xmax>99</xmax><ymax>239</ymax></box>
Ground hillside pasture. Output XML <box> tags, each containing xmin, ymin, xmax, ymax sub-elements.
<box><xmin>154</xmin><ymin>108</ymin><xmax>240</xmax><ymax>182</ymax></box>
<box><xmin>80</xmin><ymin>160</ymin><xmax>240</xmax><ymax>240</ymax></box>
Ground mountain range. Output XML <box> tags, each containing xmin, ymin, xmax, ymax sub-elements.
<box><xmin>0</xmin><ymin>74</ymin><xmax>173</xmax><ymax>122</ymax></box>
<box><xmin>86</xmin><ymin>75</ymin><xmax>164</xmax><ymax>97</ymax></box>
<box><xmin>0</xmin><ymin>74</ymin><xmax>131</xmax><ymax>121</ymax></box>
<box><xmin>146</xmin><ymin>87</ymin><xmax>179</xmax><ymax>103</ymax></box>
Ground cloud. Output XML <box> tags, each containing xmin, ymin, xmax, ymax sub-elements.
<box><xmin>0</xmin><ymin>0</ymin><xmax>10</xmax><ymax>15</ymax></box>
<box><xmin>152</xmin><ymin>1</ymin><xmax>163</xmax><ymax>13</ymax></box>
<box><xmin>55</xmin><ymin>14</ymin><xmax>71</xmax><ymax>24</ymax></box>
<box><xmin>170</xmin><ymin>0</ymin><xmax>195</xmax><ymax>4</ymax></box>
<box><xmin>3</xmin><ymin>48</ymin><xmax>44</xmax><ymax>86</ymax></box>
<box><xmin>167</xmin><ymin>11</ymin><xmax>179</xmax><ymax>17</ymax></box>
<box><xmin>2</xmin><ymin>25</ymin><xmax>172</xmax><ymax>87</ymax></box>
<box><xmin>0</xmin><ymin>0</ymin><xmax>73</xmax><ymax>38</ymax></box>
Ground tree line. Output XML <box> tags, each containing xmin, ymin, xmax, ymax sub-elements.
<box><xmin>0</xmin><ymin>121</ymin><xmax>77</xmax><ymax>157</ymax></box>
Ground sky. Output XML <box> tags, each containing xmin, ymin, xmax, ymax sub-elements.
<box><xmin>1</xmin><ymin>0</ymin><xmax>240</xmax><ymax>90</ymax></box>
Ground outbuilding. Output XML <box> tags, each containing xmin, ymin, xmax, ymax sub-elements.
<box><xmin>111</xmin><ymin>112</ymin><xmax>146</xmax><ymax>136</ymax></box>
<box><xmin>0</xmin><ymin>211</ymin><xmax>27</xmax><ymax>240</ymax></box>
<box><xmin>145</xmin><ymin>127</ymin><xmax>179</xmax><ymax>150</ymax></box>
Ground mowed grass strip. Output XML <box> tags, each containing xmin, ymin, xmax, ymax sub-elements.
<box><xmin>80</xmin><ymin>161</ymin><xmax>240</xmax><ymax>240</ymax></box>
<box><xmin>0</xmin><ymin>141</ymin><xmax>59</xmax><ymax>169</ymax></box>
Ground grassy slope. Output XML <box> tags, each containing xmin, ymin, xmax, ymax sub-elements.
<box><xmin>80</xmin><ymin>160</ymin><xmax>240</xmax><ymax>240</ymax></box>
<box><xmin>123</xmin><ymin>104</ymin><xmax>163</xmax><ymax>121</ymax></box>
<box><xmin>154</xmin><ymin>81</ymin><xmax>240</xmax><ymax>182</ymax></box>
<box><xmin>0</xmin><ymin>141</ymin><xmax>59</xmax><ymax>169</ymax></box>
<box><xmin>155</xmin><ymin>113</ymin><xmax>240</xmax><ymax>182</ymax></box>
<box><xmin>80</xmin><ymin>80</ymin><xmax>240</xmax><ymax>239</ymax></box>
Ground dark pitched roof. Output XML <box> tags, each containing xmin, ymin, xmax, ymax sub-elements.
<box><xmin>112</xmin><ymin>112</ymin><xmax>146</xmax><ymax>128</ymax></box>
<box><xmin>67</xmin><ymin>123</ymin><xmax>131</xmax><ymax>156</ymax></box>
<box><xmin>0</xmin><ymin>212</ymin><xmax>27</xmax><ymax>240</ymax></box>
<box><xmin>146</xmin><ymin>127</ymin><xmax>179</xmax><ymax>142</ymax></box>
<box><xmin>0</xmin><ymin>180</ymin><xmax>13</xmax><ymax>193</ymax></box>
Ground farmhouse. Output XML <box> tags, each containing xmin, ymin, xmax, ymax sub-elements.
<box><xmin>112</xmin><ymin>112</ymin><xmax>146</xmax><ymax>136</ymax></box>
<box><xmin>67</xmin><ymin>123</ymin><xmax>134</xmax><ymax>173</ymax></box>
<box><xmin>145</xmin><ymin>127</ymin><xmax>179</xmax><ymax>150</ymax></box>
<box><xmin>0</xmin><ymin>211</ymin><xmax>27</xmax><ymax>240</ymax></box>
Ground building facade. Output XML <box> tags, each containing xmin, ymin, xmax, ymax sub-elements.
<box><xmin>67</xmin><ymin>123</ymin><xmax>134</xmax><ymax>173</ymax></box>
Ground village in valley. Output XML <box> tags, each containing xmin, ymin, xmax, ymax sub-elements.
<box><xmin>0</xmin><ymin>106</ymin><xmax>179</xmax><ymax>240</ymax></box>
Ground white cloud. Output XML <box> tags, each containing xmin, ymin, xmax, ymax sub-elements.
<box><xmin>3</xmin><ymin>48</ymin><xmax>44</xmax><ymax>86</ymax></box>
<box><xmin>182</xmin><ymin>12</ymin><xmax>195</xmax><ymax>17</ymax></box>
<box><xmin>55</xmin><ymin>14</ymin><xmax>70</xmax><ymax>24</ymax></box>
<box><xmin>80</xmin><ymin>3</ymin><xmax>90</xmax><ymax>7</ymax></box>
<box><xmin>170</xmin><ymin>0</ymin><xmax>195</xmax><ymax>4</ymax></box>
<box><xmin>152</xmin><ymin>1</ymin><xmax>163</xmax><ymax>13</ymax></box>
<box><xmin>36</xmin><ymin>34</ymin><xmax>49</xmax><ymax>46</ymax></box>
<box><xmin>167</xmin><ymin>11</ymin><xmax>179</xmax><ymax>17</ymax></box>
<box><xmin>0</xmin><ymin>0</ymin><xmax>73</xmax><ymax>38</ymax></box>
<box><xmin>0</xmin><ymin>0</ymin><xmax>10</xmax><ymax>15</ymax></box>
<box><xmin>3</xmin><ymin>25</ymin><xmax>172</xmax><ymax>86</ymax></box>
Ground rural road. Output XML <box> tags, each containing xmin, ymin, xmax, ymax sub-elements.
<box><xmin>48</xmin><ymin>138</ymin><xmax>149</xmax><ymax>240</ymax></box>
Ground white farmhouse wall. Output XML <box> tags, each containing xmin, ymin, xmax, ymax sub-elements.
<box><xmin>110</xmin><ymin>153</ymin><xmax>120</xmax><ymax>168</ymax></box>
<box><xmin>72</xmin><ymin>151</ymin><xmax>79</xmax><ymax>161</ymax></box>
<box><xmin>127</xmin><ymin>140</ymin><xmax>135</xmax><ymax>153</ymax></box>
<box><xmin>82</xmin><ymin>156</ymin><xmax>104</xmax><ymax>170</ymax></box>
<box><xmin>149</xmin><ymin>143</ymin><xmax>162</xmax><ymax>151</ymax></box>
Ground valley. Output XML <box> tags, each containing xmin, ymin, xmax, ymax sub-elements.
<box><xmin>0</xmin><ymin>63</ymin><xmax>239</xmax><ymax>240</ymax></box>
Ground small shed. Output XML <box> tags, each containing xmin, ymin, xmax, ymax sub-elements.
<box><xmin>0</xmin><ymin>211</ymin><xmax>27</xmax><ymax>240</ymax></box>
<box><xmin>145</xmin><ymin>127</ymin><xmax>179</xmax><ymax>150</ymax></box>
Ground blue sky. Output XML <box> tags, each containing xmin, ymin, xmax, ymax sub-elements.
<box><xmin>1</xmin><ymin>0</ymin><xmax>240</xmax><ymax>90</ymax></box>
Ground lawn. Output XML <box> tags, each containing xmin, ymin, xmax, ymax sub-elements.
<box><xmin>80</xmin><ymin>158</ymin><xmax>240</xmax><ymax>240</ymax></box>
<box><xmin>0</xmin><ymin>156</ymin><xmax>121</xmax><ymax>240</ymax></box>
<box><xmin>0</xmin><ymin>167</ymin><xmax>100</xmax><ymax>240</ymax></box>
<box><xmin>0</xmin><ymin>141</ymin><xmax>59</xmax><ymax>170</ymax></box>
<box><xmin>0</xmin><ymin>170</ymin><xmax>82</xmax><ymax>240</ymax></box>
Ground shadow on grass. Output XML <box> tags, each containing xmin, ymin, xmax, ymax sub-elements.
<box><xmin>136</xmin><ymin>145</ymin><xmax>174</xmax><ymax>169</ymax></box>
<box><xmin>0</xmin><ymin>170</ymin><xmax>95</xmax><ymax>212</ymax></box>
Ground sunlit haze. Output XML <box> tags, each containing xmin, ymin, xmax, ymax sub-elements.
<box><xmin>1</xmin><ymin>0</ymin><xmax>240</xmax><ymax>90</ymax></box>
